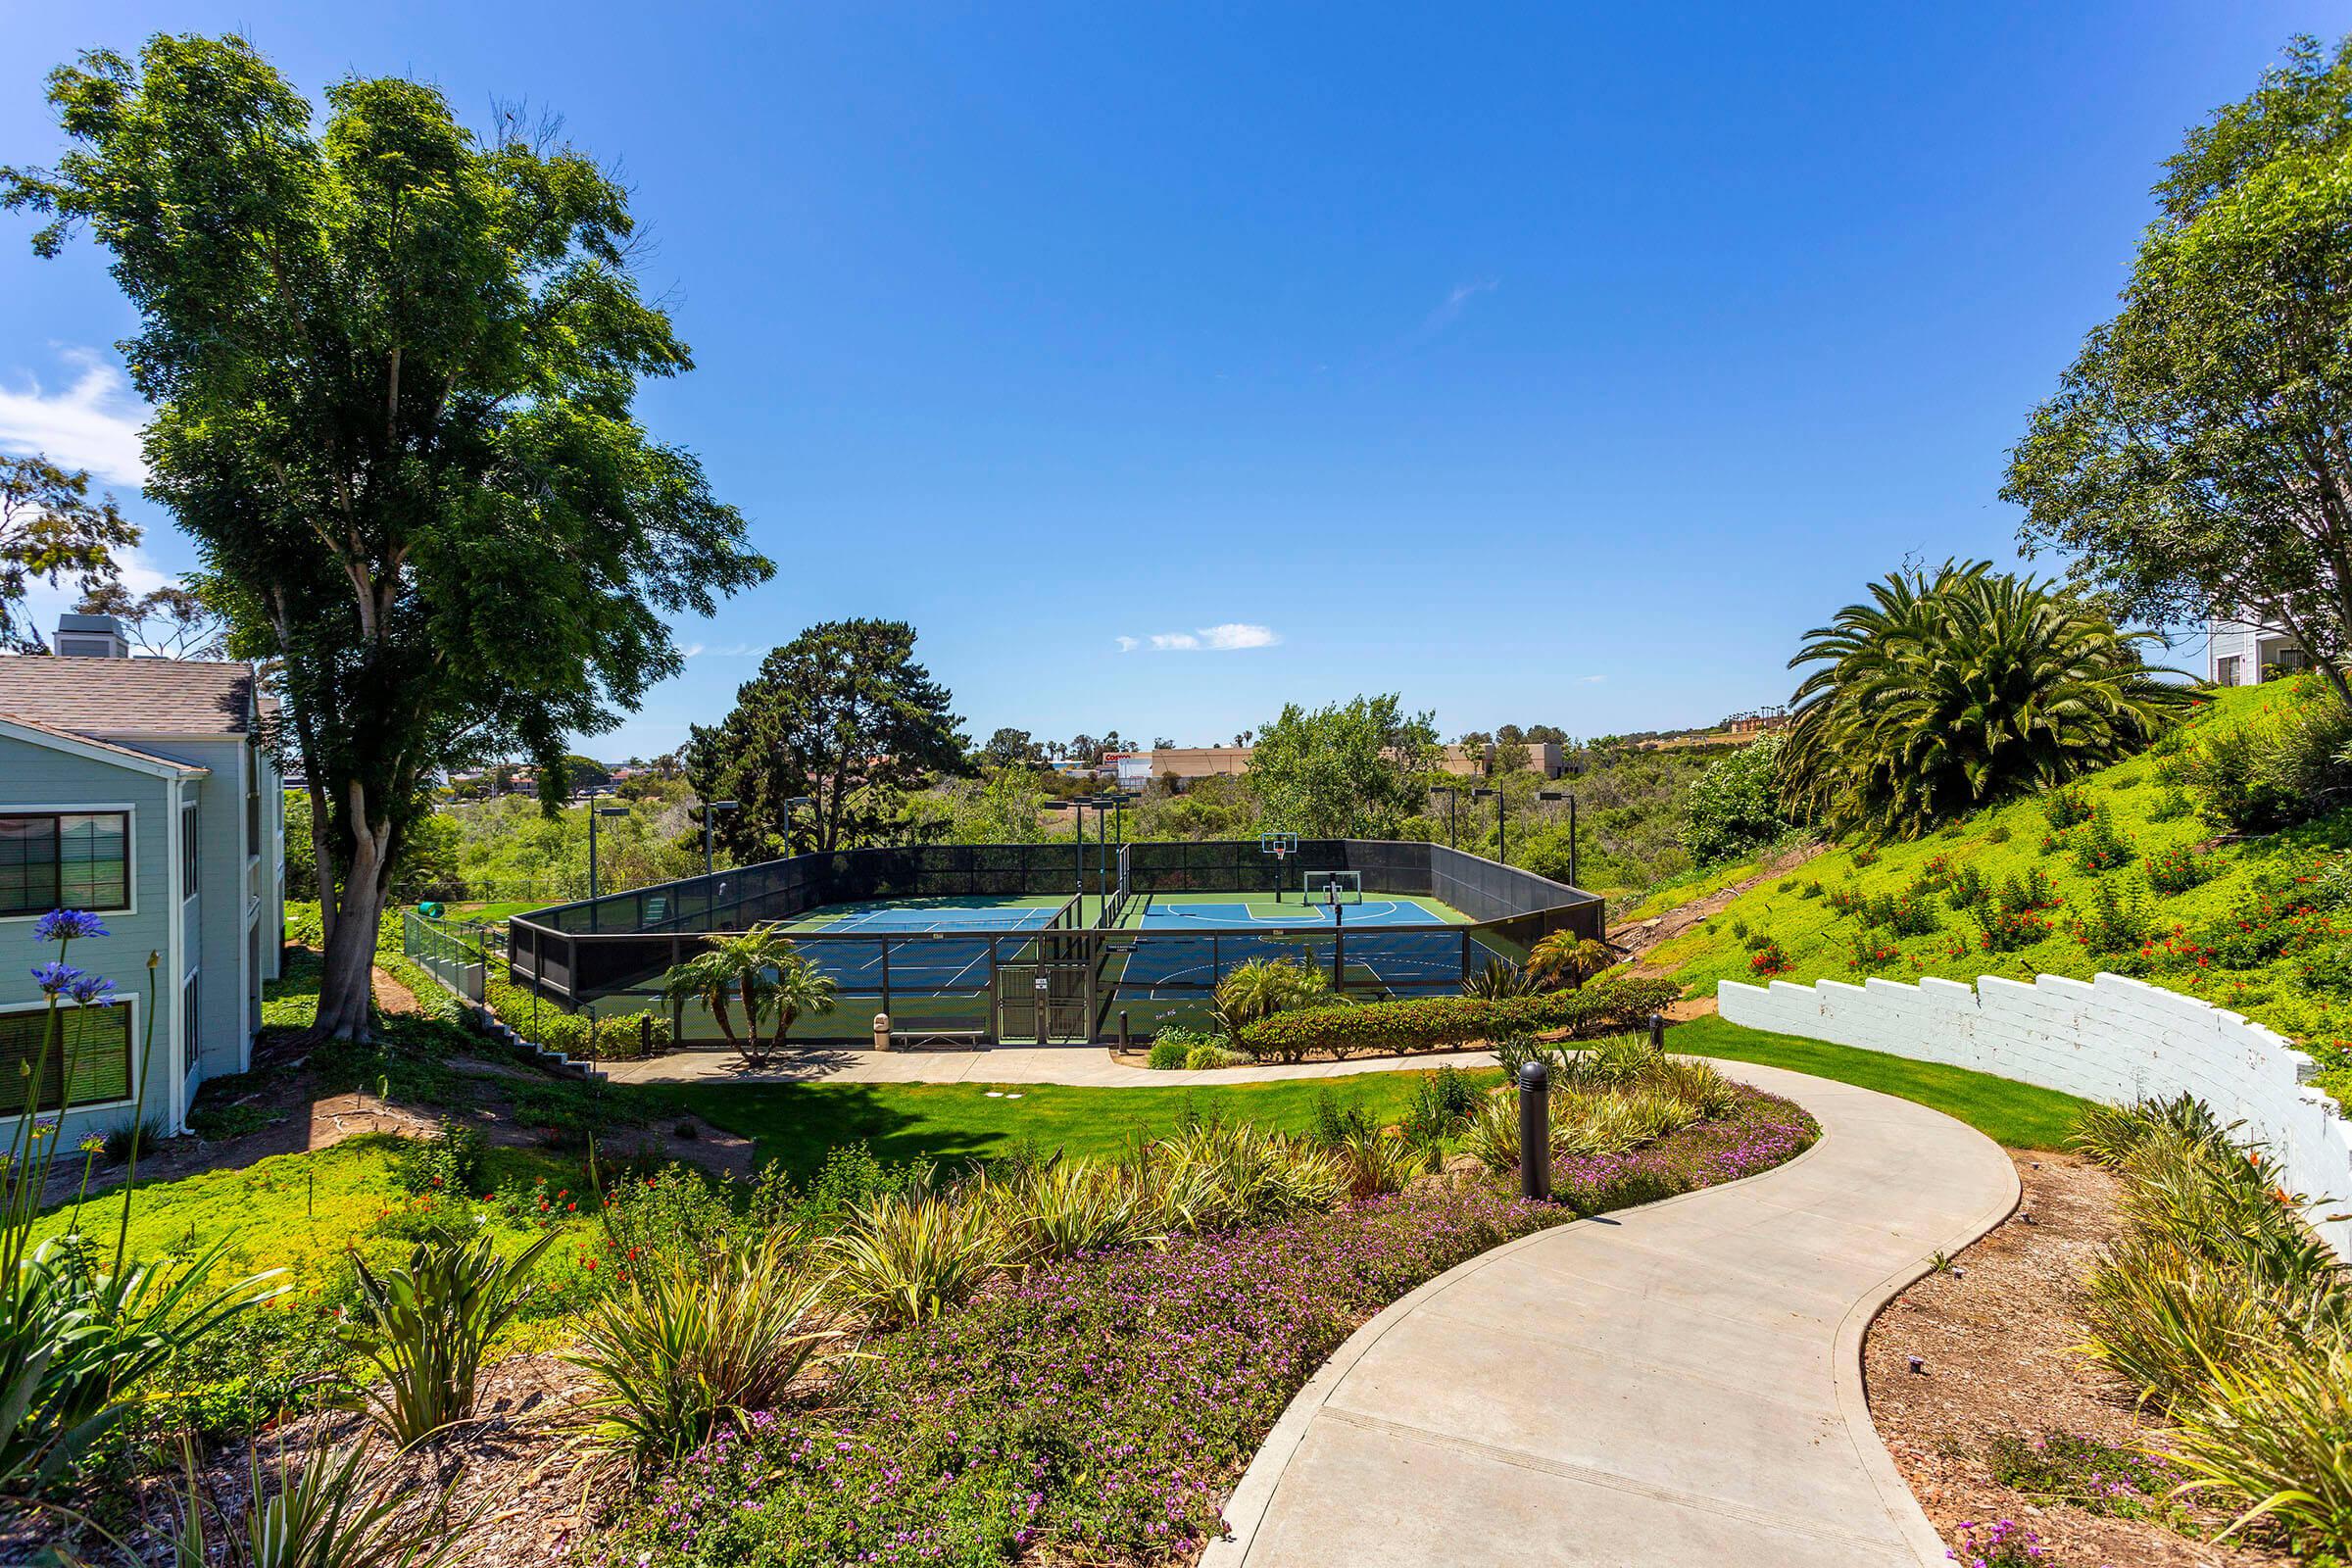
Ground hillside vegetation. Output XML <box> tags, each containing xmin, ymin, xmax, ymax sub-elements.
<box><xmin>1650</xmin><ymin>680</ymin><xmax>2352</xmax><ymax>1102</ymax></box>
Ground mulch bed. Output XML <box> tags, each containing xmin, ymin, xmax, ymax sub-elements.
<box><xmin>1864</xmin><ymin>1152</ymin><xmax>2293</xmax><ymax>1568</ymax></box>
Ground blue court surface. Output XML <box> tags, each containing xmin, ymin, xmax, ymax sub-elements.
<box><xmin>1138</xmin><ymin>898</ymin><xmax>1452</xmax><ymax>929</ymax></box>
<box><xmin>789</xmin><ymin>901</ymin><xmax>1067</xmax><ymax>990</ymax></box>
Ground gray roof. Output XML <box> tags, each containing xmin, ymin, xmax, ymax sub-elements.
<box><xmin>0</xmin><ymin>656</ymin><xmax>256</xmax><ymax>738</ymax></box>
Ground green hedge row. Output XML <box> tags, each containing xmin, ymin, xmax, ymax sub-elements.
<box><xmin>482</xmin><ymin>977</ymin><xmax>671</xmax><ymax>1060</ymax></box>
<box><xmin>1235</xmin><ymin>976</ymin><xmax>1679</xmax><ymax>1064</ymax></box>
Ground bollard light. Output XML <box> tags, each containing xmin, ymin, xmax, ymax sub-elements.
<box><xmin>1648</xmin><ymin>1011</ymin><xmax>1667</xmax><ymax>1051</ymax></box>
<box><xmin>1517</xmin><ymin>1059</ymin><xmax>1552</xmax><ymax>1202</ymax></box>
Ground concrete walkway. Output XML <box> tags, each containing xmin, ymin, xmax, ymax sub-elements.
<box><xmin>1201</xmin><ymin>1059</ymin><xmax>2020</xmax><ymax>1568</ymax></box>
<box><xmin>601</xmin><ymin>1043</ymin><xmax>1499</xmax><ymax>1089</ymax></box>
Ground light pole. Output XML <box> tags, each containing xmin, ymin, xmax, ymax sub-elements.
<box><xmin>587</xmin><ymin>804</ymin><xmax>629</xmax><ymax>901</ymax></box>
<box><xmin>1473</xmin><ymin>787</ymin><xmax>1503</xmax><ymax>864</ymax></box>
<box><xmin>699</xmin><ymin>799</ymin><xmax>739</xmax><ymax>878</ymax></box>
<box><xmin>1046</xmin><ymin>798</ymin><xmax>1090</xmax><ymax>902</ymax></box>
<box><xmin>1430</xmin><ymin>785</ymin><xmax>1467</xmax><ymax>850</ymax></box>
<box><xmin>781</xmin><ymin>795</ymin><xmax>814</xmax><ymax>856</ymax></box>
<box><xmin>1535</xmin><ymin>788</ymin><xmax>1574</xmax><ymax>886</ymax></box>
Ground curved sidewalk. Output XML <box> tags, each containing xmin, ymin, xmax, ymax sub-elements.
<box><xmin>1201</xmin><ymin>1059</ymin><xmax>2020</xmax><ymax>1568</ymax></box>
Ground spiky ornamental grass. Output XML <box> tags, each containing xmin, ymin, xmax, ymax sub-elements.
<box><xmin>600</xmin><ymin>1088</ymin><xmax>1817</xmax><ymax>1568</ymax></box>
<box><xmin>1782</xmin><ymin>562</ymin><xmax>2192</xmax><ymax>841</ymax></box>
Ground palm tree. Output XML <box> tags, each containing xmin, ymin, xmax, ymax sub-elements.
<box><xmin>1781</xmin><ymin>562</ymin><xmax>2191</xmax><ymax>840</ymax></box>
<box><xmin>1525</xmin><ymin>933</ymin><xmax>1612</xmax><ymax>991</ymax></box>
<box><xmin>1210</xmin><ymin>956</ymin><xmax>1333</xmax><ymax>1041</ymax></box>
<box><xmin>660</xmin><ymin>924</ymin><xmax>837</xmax><ymax>1068</ymax></box>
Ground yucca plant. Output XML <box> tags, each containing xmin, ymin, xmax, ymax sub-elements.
<box><xmin>2170</xmin><ymin>1343</ymin><xmax>2352</xmax><ymax>1556</ymax></box>
<box><xmin>984</xmin><ymin>1158</ymin><xmax>1156</xmax><ymax>1262</ymax></box>
<box><xmin>1524</xmin><ymin>932</ymin><xmax>1612</xmax><ymax>990</ymax></box>
<box><xmin>159</xmin><ymin>1434</ymin><xmax>468</xmax><ymax>1568</ymax></box>
<box><xmin>1460</xmin><ymin>959</ymin><xmax>1538</xmax><ymax>1000</ymax></box>
<box><xmin>1561</xmin><ymin>1033</ymin><xmax>1664</xmax><ymax>1091</ymax></box>
<box><xmin>1647</xmin><ymin>1056</ymin><xmax>1740</xmax><ymax>1119</ymax></box>
<box><xmin>565</xmin><ymin>1231</ymin><xmax>834</xmax><ymax>1471</ymax></box>
<box><xmin>1781</xmin><ymin>561</ymin><xmax>2190</xmax><ymax>839</ymax></box>
<box><xmin>344</xmin><ymin>1230</ymin><xmax>555</xmax><ymax>1447</ymax></box>
<box><xmin>1147</xmin><ymin>1122</ymin><xmax>1347</xmax><ymax>1230</ymax></box>
<box><xmin>2080</xmin><ymin>1235</ymin><xmax>2276</xmax><ymax>1408</ymax></box>
<box><xmin>1334</xmin><ymin>1125</ymin><xmax>1433</xmax><ymax>1199</ymax></box>
<box><xmin>1462</xmin><ymin>1096</ymin><xmax>1551</xmax><ymax>1175</ymax></box>
<box><xmin>824</xmin><ymin>1188</ymin><xmax>1000</xmax><ymax>1327</ymax></box>
<box><xmin>1554</xmin><ymin>1088</ymin><xmax>1701</xmax><ymax>1154</ymax></box>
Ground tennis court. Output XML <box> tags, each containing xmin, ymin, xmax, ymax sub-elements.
<box><xmin>1118</xmin><ymin>893</ymin><xmax>1489</xmax><ymax>995</ymax></box>
<box><xmin>785</xmin><ymin>896</ymin><xmax>1074</xmax><ymax>991</ymax></box>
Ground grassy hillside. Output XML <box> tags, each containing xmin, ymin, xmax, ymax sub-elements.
<box><xmin>1651</xmin><ymin>680</ymin><xmax>2352</xmax><ymax>1102</ymax></box>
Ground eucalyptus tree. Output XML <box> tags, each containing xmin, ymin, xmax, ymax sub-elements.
<box><xmin>3</xmin><ymin>35</ymin><xmax>771</xmax><ymax>1039</ymax></box>
<box><xmin>1780</xmin><ymin>563</ymin><xmax>2189</xmax><ymax>840</ymax></box>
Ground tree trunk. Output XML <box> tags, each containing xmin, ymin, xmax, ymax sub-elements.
<box><xmin>313</xmin><ymin>785</ymin><xmax>393</xmax><ymax>1041</ymax></box>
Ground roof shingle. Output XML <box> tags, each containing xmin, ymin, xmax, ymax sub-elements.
<box><xmin>0</xmin><ymin>657</ymin><xmax>256</xmax><ymax>738</ymax></box>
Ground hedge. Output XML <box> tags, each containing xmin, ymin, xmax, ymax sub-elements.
<box><xmin>1234</xmin><ymin>977</ymin><xmax>1678</xmax><ymax>1065</ymax></box>
<box><xmin>480</xmin><ymin>977</ymin><xmax>670</xmax><ymax>1060</ymax></box>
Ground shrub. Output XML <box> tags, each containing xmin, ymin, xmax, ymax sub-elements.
<box><xmin>1857</xmin><ymin>890</ymin><xmax>1937</xmax><ymax>935</ymax></box>
<box><xmin>566</xmin><ymin>1232</ymin><xmax>834</xmax><ymax>1472</ymax></box>
<box><xmin>1843</xmin><ymin>927</ymin><xmax>1904</xmax><ymax>973</ymax></box>
<box><xmin>2170</xmin><ymin>1343</ymin><xmax>2352</xmax><ymax>1556</ymax></box>
<box><xmin>2041</xmin><ymin>785</ymin><xmax>2094</xmax><ymax>830</ymax></box>
<box><xmin>1850</xmin><ymin>847</ymin><xmax>1879</xmax><ymax>868</ymax></box>
<box><xmin>2144</xmin><ymin>845</ymin><xmax>2209</xmax><ymax>895</ymax></box>
<box><xmin>983</xmin><ymin>1159</ymin><xmax>1155</xmax><ymax>1262</ymax></box>
<box><xmin>2182</xmin><ymin>685</ymin><xmax>2352</xmax><ymax>833</ymax></box>
<box><xmin>1145</xmin><ymin>1122</ymin><xmax>1348</xmax><ymax>1232</ymax></box>
<box><xmin>1973</xmin><ymin>905</ymin><xmax>2053</xmax><ymax>954</ymax></box>
<box><xmin>533</xmin><ymin>1008</ymin><xmax>591</xmax><ymax>1055</ymax></box>
<box><xmin>1798</xmin><ymin>878</ymin><xmax>1824</xmax><ymax>899</ymax></box>
<box><xmin>1729</xmin><ymin>918</ymin><xmax>1750</xmax><ymax>941</ymax></box>
<box><xmin>1184</xmin><ymin>1043</ymin><xmax>1246</xmax><ymax>1070</ymax></box>
<box><xmin>392</xmin><ymin>1120</ymin><xmax>486</xmax><ymax>1198</ymax></box>
<box><xmin>1462</xmin><ymin>1096</ymin><xmax>1547</xmax><ymax>1174</ymax></box>
<box><xmin>345</xmin><ymin>1230</ymin><xmax>556</xmax><ymax>1447</ymax></box>
<box><xmin>1399</xmin><ymin>1065</ymin><xmax>1487</xmax><ymax>1146</ymax></box>
<box><xmin>1679</xmin><ymin>733</ymin><xmax>1789</xmax><ymax>865</ymax></box>
<box><xmin>1945</xmin><ymin>864</ymin><xmax>1989</xmax><ymax>909</ymax></box>
<box><xmin>1740</xmin><ymin>928</ymin><xmax>1772</xmax><ymax>952</ymax></box>
<box><xmin>2067</xmin><ymin>880</ymin><xmax>2151</xmax><ymax>957</ymax></box>
<box><xmin>1996</xmin><ymin>867</ymin><xmax>2062</xmax><ymax>913</ymax></box>
<box><xmin>1211</xmin><ymin>956</ymin><xmax>1337</xmax><ymax>1042</ymax></box>
<box><xmin>1146</xmin><ymin>1040</ymin><xmax>1189</xmax><ymax>1070</ymax></box>
<box><xmin>1332</xmin><ymin>1125</ymin><xmax>1433</xmax><ymax>1199</ymax></box>
<box><xmin>1986</xmin><ymin>821</ymin><xmax>2012</xmax><ymax>844</ymax></box>
<box><xmin>823</xmin><ymin>1187</ymin><xmax>1001</xmax><ymax>1327</ymax></box>
<box><xmin>162</xmin><ymin>1435</ymin><xmax>469</xmax><ymax>1568</ymax></box>
<box><xmin>1747</xmin><ymin>939</ymin><xmax>1793</xmax><ymax>977</ymax></box>
<box><xmin>2151</xmin><ymin>786</ymin><xmax>2195</xmax><ymax>821</ymax></box>
<box><xmin>1825</xmin><ymin>885</ymin><xmax>1863</xmax><ymax>916</ymax></box>
<box><xmin>1234</xmin><ymin>977</ymin><xmax>1677</xmax><ymax>1062</ymax></box>
<box><xmin>2069</xmin><ymin>805</ymin><xmax>2134</xmax><ymax>874</ymax></box>
<box><xmin>102</xmin><ymin>1115</ymin><xmax>166</xmax><ymax>1166</ymax></box>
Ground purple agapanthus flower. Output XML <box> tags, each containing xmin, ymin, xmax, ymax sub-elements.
<box><xmin>30</xmin><ymin>961</ymin><xmax>85</xmax><ymax>999</ymax></box>
<box><xmin>32</xmin><ymin>910</ymin><xmax>109</xmax><ymax>943</ymax></box>
<box><xmin>67</xmin><ymin>972</ymin><xmax>116</xmax><ymax>1006</ymax></box>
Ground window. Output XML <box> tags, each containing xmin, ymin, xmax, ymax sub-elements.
<box><xmin>182</xmin><ymin>974</ymin><xmax>199</xmax><ymax>1069</ymax></box>
<box><xmin>0</xmin><ymin>1000</ymin><xmax>131</xmax><ymax>1114</ymax></box>
<box><xmin>245</xmin><ymin>746</ymin><xmax>261</xmax><ymax>857</ymax></box>
<box><xmin>181</xmin><ymin>803</ymin><xmax>198</xmax><ymax>897</ymax></box>
<box><xmin>0</xmin><ymin>812</ymin><xmax>130</xmax><ymax>917</ymax></box>
<box><xmin>2217</xmin><ymin>655</ymin><xmax>2243</xmax><ymax>687</ymax></box>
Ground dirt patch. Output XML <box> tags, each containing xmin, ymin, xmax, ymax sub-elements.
<box><xmin>1865</xmin><ymin>1153</ymin><xmax>2291</xmax><ymax>1567</ymax></box>
<box><xmin>1614</xmin><ymin>842</ymin><xmax>1822</xmax><ymax>976</ymax></box>
<box><xmin>370</xmin><ymin>964</ymin><xmax>422</xmax><ymax>1016</ymax></box>
<box><xmin>89</xmin><ymin>1353</ymin><xmax>606</xmax><ymax>1567</ymax></box>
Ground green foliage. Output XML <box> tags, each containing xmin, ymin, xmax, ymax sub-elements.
<box><xmin>2004</xmin><ymin>34</ymin><xmax>2352</xmax><ymax>710</ymax></box>
<box><xmin>1679</xmin><ymin>734</ymin><xmax>1790</xmax><ymax>865</ymax></box>
<box><xmin>0</xmin><ymin>453</ymin><xmax>139</xmax><ymax>654</ymax></box>
<box><xmin>1244</xmin><ymin>694</ymin><xmax>1438</xmax><ymax>839</ymax></box>
<box><xmin>2065</xmin><ymin>879</ymin><xmax>2151</xmax><ymax>956</ymax></box>
<box><xmin>660</xmin><ymin>925</ymin><xmax>837</xmax><ymax>1066</ymax></box>
<box><xmin>1781</xmin><ymin>561</ymin><xmax>2187</xmax><ymax>838</ymax></box>
<box><xmin>159</xmin><ymin>1434</ymin><xmax>469</xmax><ymax>1568</ymax></box>
<box><xmin>1210</xmin><ymin>956</ymin><xmax>1340</xmax><ymax>1045</ymax></box>
<box><xmin>2171</xmin><ymin>1343</ymin><xmax>2352</xmax><ymax>1555</ymax></box>
<box><xmin>1234</xmin><ymin>977</ymin><xmax>1678</xmax><ymax>1062</ymax></box>
<box><xmin>2182</xmin><ymin>682</ymin><xmax>2352</xmax><ymax>832</ymax></box>
<box><xmin>822</xmin><ymin>1187</ymin><xmax>1000</xmax><ymax>1328</ymax></box>
<box><xmin>2145</xmin><ymin>845</ymin><xmax>2210</xmax><ymax>895</ymax></box>
<box><xmin>684</xmin><ymin>619</ymin><xmax>967</xmax><ymax>857</ymax></box>
<box><xmin>391</xmin><ymin>1121</ymin><xmax>486</xmax><ymax>1198</ymax></box>
<box><xmin>1146</xmin><ymin>1040</ymin><xmax>1190</xmax><ymax>1070</ymax></box>
<box><xmin>2042</xmin><ymin>786</ymin><xmax>2095</xmax><ymax>830</ymax></box>
<box><xmin>345</xmin><ymin>1230</ymin><xmax>556</xmax><ymax>1447</ymax></box>
<box><xmin>565</xmin><ymin>1232</ymin><xmax>832</xmax><ymax>1473</ymax></box>
<box><xmin>3</xmin><ymin>34</ymin><xmax>772</xmax><ymax>1037</ymax></box>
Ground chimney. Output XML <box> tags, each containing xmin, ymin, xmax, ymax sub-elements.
<box><xmin>54</xmin><ymin>613</ymin><xmax>130</xmax><ymax>659</ymax></box>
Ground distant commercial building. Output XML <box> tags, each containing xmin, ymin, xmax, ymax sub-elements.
<box><xmin>1724</xmin><ymin>706</ymin><xmax>1789</xmax><ymax>737</ymax></box>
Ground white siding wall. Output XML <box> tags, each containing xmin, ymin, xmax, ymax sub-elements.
<box><xmin>1718</xmin><ymin>972</ymin><xmax>2352</xmax><ymax>1260</ymax></box>
<box><xmin>2209</xmin><ymin>619</ymin><xmax>2264</xmax><ymax>685</ymax></box>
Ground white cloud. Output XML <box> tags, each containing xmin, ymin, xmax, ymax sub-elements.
<box><xmin>1576</xmin><ymin>674</ymin><xmax>1606</xmax><ymax>684</ymax></box>
<box><xmin>0</xmin><ymin>350</ymin><xmax>151</xmax><ymax>487</ymax></box>
<box><xmin>682</xmin><ymin>642</ymin><xmax>761</xmax><ymax>659</ymax></box>
<box><xmin>1419</xmin><ymin>277</ymin><xmax>1498</xmax><ymax>337</ymax></box>
<box><xmin>1116</xmin><ymin>622</ymin><xmax>1281</xmax><ymax>654</ymax></box>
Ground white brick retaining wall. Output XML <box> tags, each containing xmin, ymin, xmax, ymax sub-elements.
<box><xmin>1717</xmin><ymin>971</ymin><xmax>2352</xmax><ymax>1260</ymax></box>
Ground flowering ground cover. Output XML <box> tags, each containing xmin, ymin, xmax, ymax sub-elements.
<box><xmin>598</xmin><ymin>1086</ymin><xmax>1818</xmax><ymax>1568</ymax></box>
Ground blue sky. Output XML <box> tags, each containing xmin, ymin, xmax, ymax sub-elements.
<box><xmin>0</xmin><ymin>2</ymin><xmax>2331</xmax><ymax>759</ymax></box>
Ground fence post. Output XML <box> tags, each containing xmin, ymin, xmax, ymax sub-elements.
<box><xmin>1517</xmin><ymin>1060</ymin><xmax>1551</xmax><ymax>1202</ymax></box>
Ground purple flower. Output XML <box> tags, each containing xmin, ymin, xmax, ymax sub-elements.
<box><xmin>30</xmin><ymin>961</ymin><xmax>85</xmax><ymax>999</ymax></box>
<box><xmin>67</xmin><ymin>972</ymin><xmax>116</xmax><ymax>1006</ymax></box>
<box><xmin>33</xmin><ymin>909</ymin><xmax>109</xmax><ymax>943</ymax></box>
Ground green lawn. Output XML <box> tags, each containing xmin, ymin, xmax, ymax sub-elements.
<box><xmin>1670</xmin><ymin>1014</ymin><xmax>2092</xmax><ymax>1150</ymax></box>
<box><xmin>644</xmin><ymin>1068</ymin><xmax>1496</xmax><ymax>1179</ymax></box>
